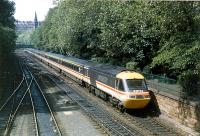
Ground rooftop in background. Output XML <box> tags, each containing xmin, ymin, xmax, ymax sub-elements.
<box><xmin>15</xmin><ymin>20</ymin><xmax>43</xmax><ymax>34</ymax></box>
<box><xmin>11</xmin><ymin>0</ymin><xmax>55</xmax><ymax>21</ymax></box>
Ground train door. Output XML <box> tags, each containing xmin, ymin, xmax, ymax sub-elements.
<box><xmin>79</xmin><ymin>67</ymin><xmax>83</xmax><ymax>74</ymax></box>
<box><xmin>78</xmin><ymin>67</ymin><xmax>83</xmax><ymax>81</ymax></box>
<box><xmin>83</xmin><ymin>68</ymin><xmax>88</xmax><ymax>77</ymax></box>
<box><xmin>115</xmin><ymin>79</ymin><xmax>124</xmax><ymax>91</ymax></box>
<box><xmin>83</xmin><ymin>68</ymin><xmax>90</xmax><ymax>84</ymax></box>
<box><xmin>86</xmin><ymin>69</ymin><xmax>89</xmax><ymax>77</ymax></box>
<box><xmin>115</xmin><ymin>79</ymin><xmax>125</xmax><ymax>98</ymax></box>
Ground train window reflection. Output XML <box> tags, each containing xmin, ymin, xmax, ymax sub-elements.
<box><xmin>118</xmin><ymin>79</ymin><xmax>124</xmax><ymax>91</ymax></box>
<box><xmin>116</xmin><ymin>79</ymin><xmax>124</xmax><ymax>91</ymax></box>
<box><xmin>126</xmin><ymin>79</ymin><xmax>147</xmax><ymax>91</ymax></box>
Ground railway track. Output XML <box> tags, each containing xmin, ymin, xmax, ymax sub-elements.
<box><xmin>17</xmin><ymin>61</ymin><xmax>38</xmax><ymax>136</ymax></box>
<box><xmin>121</xmin><ymin>112</ymin><xmax>180</xmax><ymax>136</ymax></box>
<box><xmin>0</xmin><ymin>59</ymin><xmax>20</xmax><ymax>135</ymax></box>
<box><xmin>47</xmin><ymin>71</ymin><xmax>181</xmax><ymax>136</ymax></box>
<box><xmin>0</xmin><ymin>65</ymin><xmax>26</xmax><ymax>135</ymax></box>
<box><xmin>0</xmin><ymin>58</ymin><xmax>62</xmax><ymax>136</ymax></box>
<box><xmin>0</xmin><ymin>61</ymin><xmax>36</xmax><ymax>135</ymax></box>
<box><xmin>20</xmin><ymin>60</ymin><xmax>62</xmax><ymax>136</ymax></box>
<box><xmin>49</xmin><ymin>75</ymin><xmax>141</xmax><ymax>136</ymax></box>
<box><xmin>25</xmin><ymin>55</ymin><xmax>143</xmax><ymax>136</ymax></box>
<box><xmin>25</xmin><ymin>51</ymin><xmax>186</xmax><ymax>136</ymax></box>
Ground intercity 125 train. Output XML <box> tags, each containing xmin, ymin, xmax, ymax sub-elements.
<box><xmin>27</xmin><ymin>49</ymin><xmax>151</xmax><ymax>110</ymax></box>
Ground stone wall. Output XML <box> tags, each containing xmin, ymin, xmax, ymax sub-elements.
<box><xmin>152</xmin><ymin>90</ymin><xmax>200</xmax><ymax>131</ymax></box>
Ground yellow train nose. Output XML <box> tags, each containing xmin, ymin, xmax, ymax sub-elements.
<box><xmin>123</xmin><ymin>98</ymin><xmax>150</xmax><ymax>109</ymax></box>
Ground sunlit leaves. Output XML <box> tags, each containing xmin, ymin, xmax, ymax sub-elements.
<box><xmin>31</xmin><ymin>0</ymin><xmax>200</xmax><ymax>86</ymax></box>
<box><xmin>17</xmin><ymin>30</ymin><xmax>34</xmax><ymax>45</ymax></box>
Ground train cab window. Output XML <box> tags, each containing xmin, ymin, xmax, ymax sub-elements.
<box><xmin>116</xmin><ymin>79</ymin><xmax>124</xmax><ymax>91</ymax></box>
<box><xmin>126</xmin><ymin>79</ymin><xmax>147</xmax><ymax>91</ymax></box>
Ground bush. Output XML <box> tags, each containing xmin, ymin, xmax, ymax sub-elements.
<box><xmin>179</xmin><ymin>71</ymin><xmax>200</xmax><ymax>96</ymax></box>
<box><xmin>143</xmin><ymin>65</ymin><xmax>151</xmax><ymax>73</ymax></box>
<box><xmin>126</xmin><ymin>61</ymin><xmax>139</xmax><ymax>71</ymax></box>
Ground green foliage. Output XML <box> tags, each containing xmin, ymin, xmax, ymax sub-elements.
<box><xmin>126</xmin><ymin>61</ymin><xmax>139</xmax><ymax>71</ymax></box>
<box><xmin>17</xmin><ymin>30</ymin><xmax>34</xmax><ymax>45</ymax></box>
<box><xmin>31</xmin><ymin>27</ymin><xmax>42</xmax><ymax>49</ymax></box>
<box><xmin>99</xmin><ymin>1</ymin><xmax>160</xmax><ymax>67</ymax></box>
<box><xmin>0</xmin><ymin>0</ymin><xmax>15</xmax><ymax>29</ymax></box>
<box><xmin>0</xmin><ymin>0</ymin><xmax>16</xmax><ymax>57</ymax></box>
<box><xmin>31</xmin><ymin>0</ymin><xmax>200</xmax><ymax>96</ymax></box>
<box><xmin>179</xmin><ymin>71</ymin><xmax>199</xmax><ymax>96</ymax></box>
<box><xmin>0</xmin><ymin>25</ymin><xmax>16</xmax><ymax>55</ymax></box>
<box><xmin>151</xmin><ymin>2</ymin><xmax>200</xmax><ymax>78</ymax></box>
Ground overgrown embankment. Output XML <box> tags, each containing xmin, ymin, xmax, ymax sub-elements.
<box><xmin>30</xmin><ymin>1</ymin><xmax>200</xmax><ymax>97</ymax></box>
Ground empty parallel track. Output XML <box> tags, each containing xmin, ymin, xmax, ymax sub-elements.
<box><xmin>0</xmin><ymin>66</ymin><xmax>26</xmax><ymax>135</ymax></box>
<box><xmin>21</xmin><ymin>60</ymin><xmax>62</xmax><ymax>136</ymax></box>
<box><xmin>0</xmin><ymin>58</ymin><xmax>63</xmax><ymax>136</ymax></box>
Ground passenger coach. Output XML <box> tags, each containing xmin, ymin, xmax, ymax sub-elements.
<box><xmin>27</xmin><ymin>49</ymin><xmax>151</xmax><ymax>111</ymax></box>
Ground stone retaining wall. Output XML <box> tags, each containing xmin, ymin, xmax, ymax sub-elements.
<box><xmin>152</xmin><ymin>90</ymin><xmax>200</xmax><ymax>131</ymax></box>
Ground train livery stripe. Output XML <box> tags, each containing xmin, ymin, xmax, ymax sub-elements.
<box><xmin>29</xmin><ymin>50</ymin><xmax>148</xmax><ymax>99</ymax></box>
<box><xmin>96</xmin><ymin>81</ymin><xmax>149</xmax><ymax>102</ymax></box>
<box><xmin>28</xmin><ymin>50</ymin><xmax>151</xmax><ymax>109</ymax></box>
<box><xmin>96</xmin><ymin>81</ymin><xmax>125</xmax><ymax>95</ymax></box>
<box><xmin>96</xmin><ymin>81</ymin><xmax>149</xmax><ymax>96</ymax></box>
<box><xmin>29</xmin><ymin>51</ymin><xmax>90</xmax><ymax>84</ymax></box>
<box><xmin>96</xmin><ymin>81</ymin><xmax>125</xmax><ymax>101</ymax></box>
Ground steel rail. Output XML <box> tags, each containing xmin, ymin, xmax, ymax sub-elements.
<box><xmin>0</xmin><ymin>75</ymin><xmax>25</xmax><ymax>112</ymax></box>
<box><xmin>4</xmin><ymin>78</ymin><xmax>33</xmax><ymax>136</ymax></box>
<box><xmin>28</xmin><ymin>52</ymin><xmax>183</xmax><ymax>136</ymax></box>
<box><xmin>48</xmin><ymin>75</ymin><xmax>139</xmax><ymax>136</ymax></box>
<box><xmin>4</xmin><ymin>61</ymin><xmax>38</xmax><ymax>136</ymax></box>
<box><xmin>120</xmin><ymin>112</ymin><xmax>179</xmax><ymax>136</ymax></box>
<box><xmin>28</xmin><ymin>84</ymin><xmax>39</xmax><ymax>136</ymax></box>
<box><xmin>25</xmin><ymin>64</ymin><xmax>62</xmax><ymax>136</ymax></box>
<box><xmin>22</xmin><ymin>62</ymin><xmax>39</xmax><ymax>136</ymax></box>
<box><xmin>3</xmin><ymin>92</ymin><xmax>15</xmax><ymax>136</ymax></box>
<box><xmin>1</xmin><ymin>61</ymin><xmax>27</xmax><ymax>136</ymax></box>
<box><xmin>27</xmin><ymin>51</ymin><xmax>141</xmax><ymax>136</ymax></box>
<box><xmin>27</xmin><ymin>50</ymin><xmax>188</xmax><ymax>136</ymax></box>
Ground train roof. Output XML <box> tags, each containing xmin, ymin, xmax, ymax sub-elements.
<box><xmin>32</xmin><ymin>49</ymin><xmax>129</xmax><ymax>77</ymax></box>
<box><xmin>61</xmin><ymin>55</ymin><xmax>127</xmax><ymax>76</ymax></box>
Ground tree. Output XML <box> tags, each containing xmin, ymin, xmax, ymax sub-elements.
<box><xmin>31</xmin><ymin>0</ymin><xmax>200</xmax><ymax>96</ymax></box>
<box><xmin>0</xmin><ymin>0</ymin><xmax>16</xmax><ymax>57</ymax></box>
